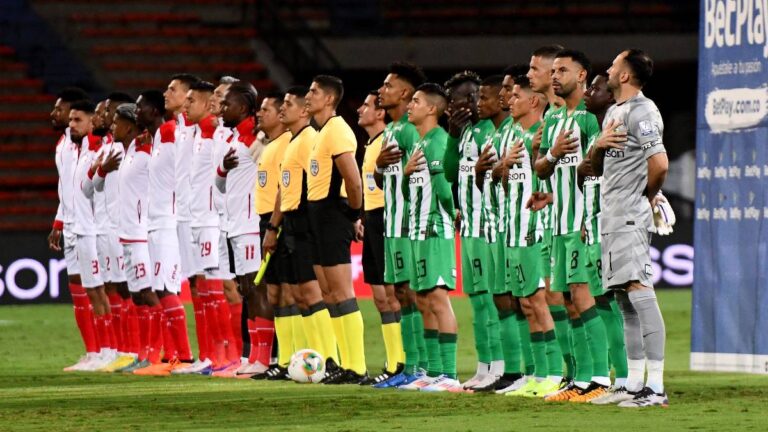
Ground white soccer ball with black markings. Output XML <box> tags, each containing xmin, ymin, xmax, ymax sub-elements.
<box><xmin>288</xmin><ymin>349</ymin><xmax>325</xmax><ymax>383</ymax></box>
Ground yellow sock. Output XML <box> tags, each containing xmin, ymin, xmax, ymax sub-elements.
<box><xmin>341</xmin><ymin>310</ymin><xmax>367</xmax><ymax>375</ymax></box>
<box><xmin>274</xmin><ymin>316</ymin><xmax>293</xmax><ymax>366</ymax></box>
<box><xmin>331</xmin><ymin>315</ymin><xmax>349</xmax><ymax>368</ymax></box>
<box><xmin>301</xmin><ymin>314</ymin><xmax>319</xmax><ymax>351</ymax></box>
<box><xmin>290</xmin><ymin>314</ymin><xmax>307</xmax><ymax>351</ymax></box>
<box><xmin>382</xmin><ymin>321</ymin><xmax>403</xmax><ymax>373</ymax></box>
<box><xmin>309</xmin><ymin>307</ymin><xmax>337</xmax><ymax>363</ymax></box>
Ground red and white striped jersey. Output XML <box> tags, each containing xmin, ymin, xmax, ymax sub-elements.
<box><xmin>148</xmin><ymin>119</ymin><xmax>177</xmax><ymax>231</ymax></box>
<box><xmin>92</xmin><ymin>134</ymin><xmax>126</xmax><ymax>232</ymax></box>
<box><xmin>72</xmin><ymin>134</ymin><xmax>102</xmax><ymax>236</ymax></box>
<box><xmin>213</xmin><ymin>120</ymin><xmax>233</xmax><ymax>232</ymax></box>
<box><xmin>190</xmin><ymin>114</ymin><xmax>220</xmax><ymax>229</ymax></box>
<box><xmin>53</xmin><ymin>128</ymin><xmax>78</xmax><ymax>228</ymax></box>
<box><xmin>117</xmin><ymin>139</ymin><xmax>151</xmax><ymax>242</ymax></box>
<box><xmin>215</xmin><ymin>117</ymin><xmax>260</xmax><ymax>238</ymax></box>
<box><xmin>174</xmin><ymin>113</ymin><xmax>196</xmax><ymax>223</ymax></box>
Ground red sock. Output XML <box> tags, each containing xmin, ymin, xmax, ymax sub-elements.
<box><xmin>247</xmin><ymin>317</ymin><xmax>274</xmax><ymax>366</ymax></box>
<box><xmin>228</xmin><ymin>302</ymin><xmax>243</xmax><ymax>357</ymax></box>
<box><xmin>137</xmin><ymin>305</ymin><xmax>150</xmax><ymax>361</ymax></box>
<box><xmin>94</xmin><ymin>315</ymin><xmax>111</xmax><ymax>352</ymax></box>
<box><xmin>70</xmin><ymin>283</ymin><xmax>98</xmax><ymax>353</ymax></box>
<box><xmin>147</xmin><ymin>304</ymin><xmax>164</xmax><ymax>364</ymax></box>
<box><xmin>160</xmin><ymin>294</ymin><xmax>192</xmax><ymax>362</ymax></box>
<box><xmin>104</xmin><ymin>313</ymin><xmax>118</xmax><ymax>350</ymax></box>
<box><xmin>123</xmin><ymin>299</ymin><xmax>140</xmax><ymax>355</ymax></box>
<box><xmin>202</xmin><ymin>282</ymin><xmax>223</xmax><ymax>364</ymax></box>
<box><xmin>192</xmin><ymin>293</ymin><xmax>209</xmax><ymax>361</ymax></box>
<box><xmin>160</xmin><ymin>309</ymin><xmax>177</xmax><ymax>361</ymax></box>
<box><xmin>107</xmin><ymin>293</ymin><xmax>123</xmax><ymax>352</ymax></box>
<box><xmin>208</xmin><ymin>280</ymin><xmax>238</xmax><ymax>362</ymax></box>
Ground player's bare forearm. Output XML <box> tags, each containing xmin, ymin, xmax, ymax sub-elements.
<box><xmin>534</xmin><ymin>152</ymin><xmax>555</xmax><ymax>179</ymax></box>
<box><xmin>270</xmin><ymin>190</ymin><xmax>284</xmax><ymax>227</ymax></box>
<box><xmin>646</xmin><ymin>152</ymin><xmax>669</xmax><ymax>200</ymax></box>
<box><xmin>373</xmin><ymin>170</ymin><xmax>384</xmax><ymax>189</ymax></box>
<box><xmin>590</xmin><ymin>147</ymin><xmax>606</xmax><ymax>176</ymax></box>
<box><xmin>335</xmin><ymin>152</ymin><xmax>363</xmax><ymax>210</ymax></box>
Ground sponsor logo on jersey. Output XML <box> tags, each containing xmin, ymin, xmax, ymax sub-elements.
<box><xmin>310</xmin><ymin>160</ymin><xmax>319</xmax><ymax>176</ymax></box>
<box><xmin>384</xmin><ymin>164</ymin><xmax>401</xmax><ymax>174</ymax></box>
<box><xmin>605</xmin><ymin>149</ymin><xmax>625</xmax><ymax>158</ymax></box>
<box><xmin>282</xmin><ymin>170</ymin><xmax>290</xmax><ymax>186</ymax></box>
<box><xmin>507</xmin><ymin>169</ymin><xmax>527</xmax><ymax>182</ymax></box>
<box><xmin>366</xmin><ymin>174</ymin><xmax>376</xmax><ymax>191</ymax></box>
<box><xmin>557</xmin><ymin>153</ymin><xmax>581</xmax><ymax>165</ymax></box>
<box><xmin>409</xmin><ymin>175</ymin><xmax>425</xmax><ymax>185</ymax></box>
<box><xmin>258</xmin><ymin>171</ymin><xmax>267</xmax><ymax>187</ymax></box>
<box><xmin>639</xmin><ymin>120</ymin><xmax>655</xmax><ymax>136</ymax></box>
<box><xmin>459</xmin><ymin>163</ymin><xmax>475</xmax><ymax>173</ymax></box>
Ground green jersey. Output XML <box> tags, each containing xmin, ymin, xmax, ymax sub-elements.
<box><xmin>481</xmin><ymin>116</ymin><xmax>513</xmax><ymax>244</ymax></box>
<box><xmin>446</xmin><ymin>119</ymin><xmax>495</xmax><ymax>239</ymax></box>
<box><xmin>506</xmin><ymin>120</ymin><xmax>541</xmax><ymax>248</ymax></box>
<box><xmin>583</xmin><ymin>145</ymin><xmax>601</xmax><ymax>245</ymax></box>
<box><xmin>408</xmin><ymin>126</ymin><xmax>455</xmax><ymax>241</ymax></box>
<box><xmin>539</xmin><ymin>99</ymin><xmax>600</xmax><ymax>236</ymax></box>
<box><xmin>537</xmin><ymin>109</ymin><xmax>555</xmax><ymax>232</ymax></box>
<box><xmin>382</xmin><ymin>113</ymin><xmax>420</xmax><ymax>239</ymax></box>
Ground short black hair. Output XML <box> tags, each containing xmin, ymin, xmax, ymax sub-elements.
<box><xmin>285</xmin><ymin>86</ymin><xmax>308</xmax><ymax>98</ymax></box>
<box><xmin>513</xmin><ymin>75</ymin><xmax>531</xmax><ymax>89</ymax></box>
<box><xmin>264</xmin><ymin>91</ymin><xmax>285</xmax><ymax>108</ymax></box>
<box><xmin>556</xmin><ymin>49</ymin><xmax>592</xmax><ymax>76</ymax></box>
<box><xmin>57</xmin><ymin>87</ymin><xmax>89</xmax><ymax>103</ymax></box>
<box><xmin>312</xmin><ymin>75</ymin><xmax>344</xmax><ymax>107</ymax></box>
<box><xmin>532</xmin><ymin>45</ymin><xmax>564</xmax><ymax>59</ymax></box>
<box><xmin>416</xmin><ymin>83</ymin><xmax>448</xmax><ymax>115</ymax></box>
<box><xmin>106</xmin><ymin>92</ymin><xmax>134</xmax><ymax>104</ymax></box>
<box><xmin>170</xmin><ymin>73</ymin><xmax>201</xmax><ymax>89</ymax></box>
<box><xmin>444</xmin><ymin>70</ymin><xmax>481</xmax><ymax>91</ymax></box>
<box><xmin>189</xmin><ymin>81</ymin><xmax>215</xmax><ymax>92</ymax></box>
<box><xmin>228</xmin><ymin>81</ymin><xmax>259</xmax><ymax>115</ymax></box>
<box><xmin>503</xmin><ymin>64</ymin><xmax>529</xmax><ymax>78</ymax></box>
<box><xmin>138</xmin><ymin>90</ymin><xmax>166</xmax><ymax>115</ymax></box>
<box><xmin>481</xmin><ymin>75</ymin><xmax>504</xmax><ymax>87</ymax></box>
<box><xmin>69</xmin><ymin>99</ymin><xmax>96</xmax><ymax>114</ymax></box>
<box><xmin>389</xmin><ymin>61</ymin><xmax>427</xmax><ymax>89</ymax></box>
<box><xmin>367</xmin><ymin>90</ymin><xmax>383</xmax><ymax>108</ymax></box>
<box><xmin>623</xmin><ymin>48</ymin><xmax>654</xmax><ymax>87</ymax></box>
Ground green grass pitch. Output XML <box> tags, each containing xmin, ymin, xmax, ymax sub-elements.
<box><xmin>1</xmin><ymin>289</ymin><xmax>766</xmax><ymax>431</ymax></box>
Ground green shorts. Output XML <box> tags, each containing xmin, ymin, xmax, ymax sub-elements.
<box><xmin>540</xmin><ymin>228</ymin><xmax>553</xmax><ymax>279</ymax></box>
<box><xmin>411</xmin><ymin>237</ymin><xmax>456</xmax><ymax>292</ymax></box>
<box><xmin>507</xmin><ymin>243</ymin><xmax>543</xmax><ymax>298</ymax></box>
<box><xmin>460</xmin><ymin>236</ymin><xmax>492</xmax><ymax>295</ymax></box>
<box><xmin>551</xmin><ymin>231</ymin><xmax>589</xmax><ymax>293</ymax></box>
<box><xmin>489</xmin><ymin>238</ymin><xmax>507</xmax><ymax>295</ymax></box>
<box><xmin>586</xmin><ymin>242</ymin><xmax>606</xmax><ymax>296</ymax></box>
<box><xmin>384</xmin><ymin>237</ymin><xmax>413</xmax><ymax>285</ymax></box>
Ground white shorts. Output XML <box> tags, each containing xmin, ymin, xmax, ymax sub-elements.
<box><xmin>122</xmin><ymin>241</ymin><xmax>152</xmax><ymax>293</ymax></box>
<box><xmin>75</xmin><ymin>234</ymin><xmax>103</xmax><ymax>288</ymax></box>
<box><xmin>192</xmin><ymin>226</ymin><xmax>220</xmax><ymax>276</ymax></box>
<box><xmin>63</xmin><ymin>227</ymin><xmax>80</xmax><ymax>276</ymax></box>
<box><xmin>149</xmin><ymin>228</ymin><xmax>182</xmax><ymax>294</ymax></box>
<box><xmin>214</xmin><ymin>230</ymin><xmax>235</xmax><ymax>280</ymax></box>
<box><xmin>229</xmin><ymin>233</ymin><xmax>261</xmax><ymax>276</ymax></box>
<box><xmin>97</xmin><ymin>232</ymin><xmax>126</xmax><ymax>283</ymax></box>
<box><xmin>177</xmin><ymin>221</ymin><xmax>196</xmax><ymax>279</ymax></box>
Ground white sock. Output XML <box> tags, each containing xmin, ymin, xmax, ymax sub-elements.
<box><xmin>646</xmin><ymin>359</ymin><xmax>665</xmax><ymax>393</ymax></box>
<box><xmin>614</xmin><ymin>377</ymin><xmax>627</xmax><ymax>388</ymax></box>
<box><xmin>574</xmin><ymin>380</ymin><xmax>590</xmax><ymax>390</ymax></box>
<box><xmin>547</xmin><ymin>375</ymin><xmax>562</xmax><ymax>383</ymax></box>
<box><xmin>489</xmin><ymin>360</ymin><xmax>504</xmax><ymax>377</ymax></box>
<box><xmin>592</xmin><ymin>376</ymin><xmax>611</xmax><ymax>387</ymax></box>
<box><xmin>474</xmin><ymin>362</ymin><xmax>489</xmax><ymax>377</ymax></box>
<box><xmin>626</xmin><ymin>358</ymin><xmax>645</xmax><ymax>392</ymax></box>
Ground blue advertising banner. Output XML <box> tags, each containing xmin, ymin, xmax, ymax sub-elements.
<box><xmin>692</xmin><ymin>0</ymin><xmax>768</xmax><ymax>373</ymax></box>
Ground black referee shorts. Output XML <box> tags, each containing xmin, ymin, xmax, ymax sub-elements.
<box><xmin>362</xmin><ymin>208</ymin><xmax>385</xmax><ymax>285</ymax></box>
<box><xmin>258</xmin><ymin>213</ymin><xmax>281</xmax><ymax>286</ymax></box>
<box><xmin>307</xmin><ymin>198</ymin><xmax>355</xmax><ymax>267</ymax></box>
<box><xmin>278</xmin><ymin>210</ymin><xmax>317</xmax><ymax>285</ymax></box>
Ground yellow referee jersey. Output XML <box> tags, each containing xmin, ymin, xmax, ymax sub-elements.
<box><xmin>255</xmin><ymin>130</ymin><xmax>291</xmax><ymax>215</ymax></box>
<box><xmin>307</xmin><ymin>116</ymin><xmax>357</xmax><ymax>202</ymax></box>
<box><xmin>362</xmin><ymin>131</ymin><xmax>384</xmax><ymax>211</ymax></box>
<box><xmin>280</xmin><ymin>125</ymin><xmax>317</xmax><ymax>212</ymax></box>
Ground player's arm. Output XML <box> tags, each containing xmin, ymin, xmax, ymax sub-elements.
<box><xmin>262</xmin><ymin>189</ymin><xmax>283</xmax><ymax>255</ymax></box>
<box><xmin>334</xmin><ymin>151</ymin><xmax>363</xmax><ymax>213</ymax></box>
<box><xmin>215</xmin><ymin>147</ymin><xmax>238</xmax><ymax>193</ymax></box>
<box><xmin>82</xmin><ymin>151</ymin><xmax>105</xmax><ymax>199</ymax></box>
<box><xmin>534</xmin><ymin>128</ymin><xmax>578</xmax><ymax>179</ymax></box>
<box><xmin>633</xmin><ymin>107</ymin><xmax>667</xmax><ymax>200</ymax></box>
<box><xmin>591</xmin><ymin>119</ymin><xmax>626</xmax><ymax>176</ymax></box>
<box><xmin>443</xmin><ymin>135</ymin><xmax>460</xmax><ymax>184</ymax></box>
<box><xmin>646</xmin><ymin>152</ymin><xmax>668</xmax><ymax>200</ymax></box>
<box><xmin>374</xmin><ymin>141</ymin><xmax>402</xmax><ymax>189</ymax></box>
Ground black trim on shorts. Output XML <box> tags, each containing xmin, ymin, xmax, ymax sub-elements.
<box><xmin>362</xmin><ymin>207</ymin><xmax>385</xmax><ymax>285</ymax></box>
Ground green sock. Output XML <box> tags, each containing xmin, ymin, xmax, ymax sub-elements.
<box><xmin>570</xmin><ymin>317</ymin><xmax>592</xmax><ymax>384</ymax></box>
<box><xmin>544</xmin><ymin>329</ymin><xmax>563</xmax><ymax>377</ymax></box>
<box><xmin>486</xmin><ymin>294</ymin><xmax>503</xmax><ymax>362</ymax></box>
<box><xmin>424</xmin><ymin>329</ymin><xmax>442</xmax><ymax>377</ymax></box>
<box><xmin>515</xmin><ymin>311</ymin><xmax>534</xmax><ymax>375</ymax></box>
<box><xmin>400</xmin><ymin>305</ymin><xmax>419</xmax><ymax>375</ymax></box>
<box><xmin>582</xmin><ymin>306</ymin><xmax>609</xmax><ymax>378</ymax></box>
<box><xmin>530</xmin><ymin>332</ymin><xmax>547</xmax><ymax>379</ymax></box>
<box><xmin>550</xmin><ymin>305</ymin><xmax>574</xmax><ymax>379</ymax></box>
<box><xmin>469</xmin><ymin>293</ymin><xmax>491</xmax><ymax>363</ymax></box>
<box><xmin>413</xmin><ymin>311</ymin><xmax>428</xmax><ymax>371</ymax></box>
<box><xmin>600</xmin><ymin>298</ymin><xmax>628</xmax><ymax>379</ymax></box>
<box><xmin>499</xmin><ymin>309</ymin><xmax>522</xmax><ymax>374</ymax></box>
<box><xmin>438</xmin><ymin>333</ymin><xmax>458</xmax><ymax>379</ymax></box>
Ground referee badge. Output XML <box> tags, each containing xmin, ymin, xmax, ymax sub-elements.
<box><xmin>258</xmin><ymin>171</ymin><xmax>267</xmax><ymax>187</ymax></box>
<box><xmin>310</xmin><ymin>160</ymin><xmax>319</xmax><ymax>176</ymax></box>
<box><xmin>282</xmin><ymin>170</ymin><xmax>290</xmax><ymax>186</ymax></box>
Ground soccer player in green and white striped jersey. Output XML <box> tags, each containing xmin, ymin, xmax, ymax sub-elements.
<box><xmin>580</xmin><ymin>72</ymin><xmax>630</xmax><ymax>404</ymax></box>
<box><xmin>399</xmin><ymin>83</ymin><xmax>461</xmax><ymax>393</ymax></box>
<box><xmin>533</xmin><ymin>49</ymin><xmax>611</xmax><ymax>402</ymax></box>
<box><xmin>441</xmin><ymin>71</ymin><xmax>498</xmax><ymax>390</ymax></box>
<box><xmin>373</xmin><ymin>62</ymin><xmax>430</xmax><ymax>387</ymax></box>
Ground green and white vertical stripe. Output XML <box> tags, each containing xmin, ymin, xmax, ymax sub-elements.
<box><xmin>583</xmin><ymin>174</ymin><xmax>601</xmax><ymax>245</ymax></box>
<box><xmin>382</xmin><ymin>116</ymin><xmax>418</xmax><ymax>239</ymax></box>
<box><xmin>482</xmin><ymin>116</ymin><xmax>513</xmax><ymax>244</ymax></box>
<box><xmin>457</xmin><ymin>120</ymin><xmax>494</xmax><ymax>239</ymax></box>
<box><xmin>505</xmin><ymin>121</ymin><xmax>540</xmax><ymax>248</ymax></box>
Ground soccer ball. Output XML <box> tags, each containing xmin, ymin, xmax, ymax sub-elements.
<box><xmin>288</xmin><ymin>349</ymin><xmax>325</xmax><ymax>383</ymax></box>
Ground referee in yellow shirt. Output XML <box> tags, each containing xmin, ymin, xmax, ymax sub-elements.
<box><xmin>305</xmin><ymin>75</ymin><xmax>369</xmax><ymax>384</ymax></box>
<box><xmin>358</xmin><ymin>91</ymin><xmax>405</xmax><ymax>384</ymax></box>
